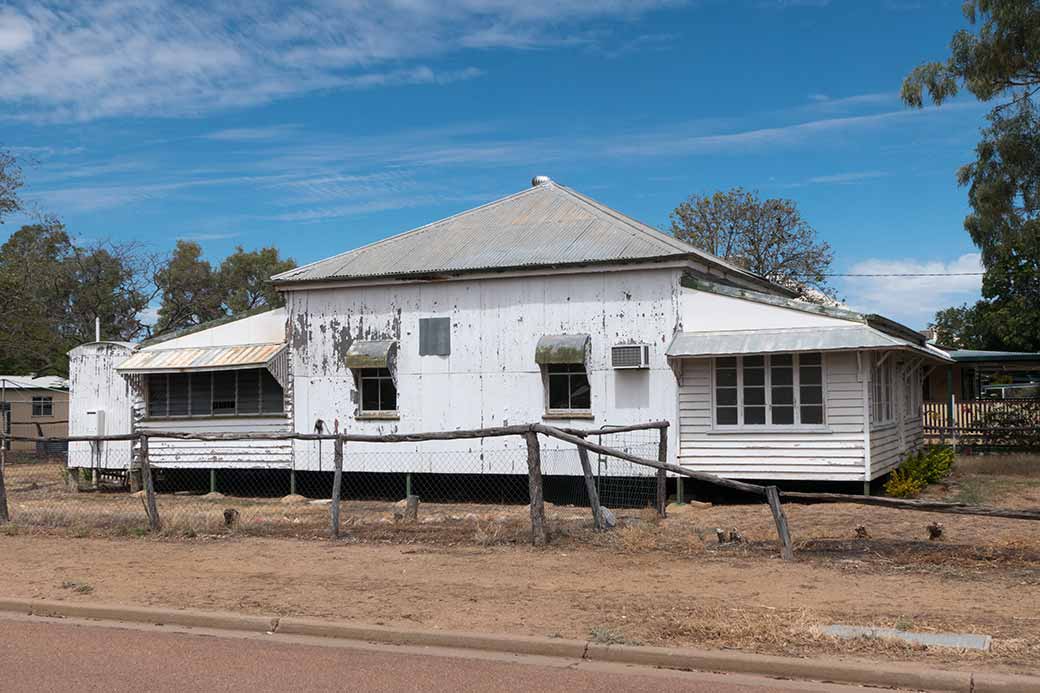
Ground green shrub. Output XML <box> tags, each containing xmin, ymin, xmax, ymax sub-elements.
<box><xmin>884</xmin><ymin>446</ymin><xmax>954</xmax><ymax>498</ymax></box>
<box><xmin>884</xmin><ymin>468</ymin><xmax>927</xmax><ymax>498</ymax></box>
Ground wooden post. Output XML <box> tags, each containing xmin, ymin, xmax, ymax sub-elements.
<box><xmin>765</xmin><ymin>485</ymin><xmax>793</xmax><ymax>561</ymax></box>
<box><xmin>0</xmin><ymin>442</ymin><xmax>9</xmax><ymax>524</ymax></box>
<box><xmin>330</xmin><ymin>436</ymin><xmax>344</xmax><ymax>538</ymax></box>
<box><xmin>209</xmin><ymin>468</ymin><xmax>217</xmax><ymax>494</ymax></box>
<box><xmin>656</xmin><ymin>427</ymin><xmax>668</xmax><ymax>517</ymax></box>
<box><xmin>405</xmin><ymin>472</ymin><xmax>412</xmax><ymax>498</ymax></box>
<box><xmin>524</xmin><ymin>431</ymin><xmax>547</xmax><ymax>547</ymax></box>
<box><xmin>676</xmin><ymin>476</ymin><xmax>684</xmax><ymax>505</ymax></box>
<box><xmin>403</xmin><ymin>494</ymin><xmax>420</xmax><ymax>522</ymax></box>
<box><xmin>290</xmin><ymin>469</ymin><xmax>296</xmax><ymax>496</ymax></box>
<box><xmin>576</xmin><ymin>436</ymin><xmax>602</xmax><ymax>530</ymax></box>
<box><xmin>139</xmin><ymin>436</ymin><xmax>161</xmax><ymax>532</ymax></box>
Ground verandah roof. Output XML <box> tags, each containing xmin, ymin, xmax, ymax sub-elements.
<box><xmin>666</xmin><ymin>325</ymin><xmax>951</xmax><ymax>362</ymax></box>
<box><xmin>116</xmin><ymin>343</ymin><xmax>286</xmax><ymax>374</ymax></box>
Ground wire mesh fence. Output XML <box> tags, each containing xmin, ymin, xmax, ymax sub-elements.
<box><xmin>0</xmin><ymin>423</ymin><xmax>667</xmax><ymax>542</ymax></box>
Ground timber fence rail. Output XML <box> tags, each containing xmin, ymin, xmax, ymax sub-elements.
<box><xmin>4</xmin><ymin>423</ymin><xmax>1040</xmax><ymax>560</ymax></box>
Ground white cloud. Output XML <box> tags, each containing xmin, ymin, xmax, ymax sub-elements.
<box><xmin>0</xmin><ymin>1</ymin><xmax>676</xmax><ymax>121</ymax></box>
<box><xmin>0</xmin><ymin>9</ymin><xmax>33</xmax><ymax>52</ymax></box>
<box><xmin>840</xmin><ymin>253</ymin><xmax>984</xmax><ymax>328</ymax></box>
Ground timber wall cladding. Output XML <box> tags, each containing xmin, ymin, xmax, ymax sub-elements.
<box><xmin>285</xmin><ymin>268</ymin><xmax>684</xmax><ymax>474</ymax></box>
<box><xmin>677</xmin><ymin>352</ymin><xmax>868</xmax><ymax>482</ymax></box>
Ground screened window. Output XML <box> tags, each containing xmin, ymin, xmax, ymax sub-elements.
<box><xmin>358</xmin><ymin>368</ymin><xmax>397</xmax><ymax>414</ymax></box>
<box><xmin>871</xmin><ymin>355</ymin><xmax>895</xmax><ymax>425</ymax></box>
<box><xmin>146</xmin><ymin>369</ymin><xmax>284</xmax><ymax>418</ymax></box>
<box><xmin>713</xmin><ymin>353</ymin><xmax>825</xmax><ymax>427</ymax></box>
<box><xmin>546</xmin><ymin>363</ymin><xmax>592</xmax><ymax>412</ymax></box>
<box><xmin>32</xmin><ymin>396</ymin><xmax>53</xmax><ymax>417</ymax></box>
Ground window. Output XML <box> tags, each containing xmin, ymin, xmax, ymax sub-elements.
<box><xmin>546</xmin><ymin>363</ymin><xmax>592</xmax><ymax>412</ymax></box>
<box><xmin>903</xmin><ymin>364</ymin><xmax>923</xmax><ymax>420</ymax></box>
<box><xmin>147</xmin><ymin>369</ymin><xmax>284</xmax><ymax>418</ymax></box>
<box><xmin>419</xmin><ymin>317</ymin><xmax>451</xmax><ymax>356</ymax></box>
<box><xmin>358</xmin><ymin>368</ymin><xmax>397</xmax><ymax>414</ymax></box>
<box><xmin>32</xmin><ymin>396</ymin><xmax>53</xmax><ymax>417</ymax></box>
<box><xmin>871</xmin><ymin>355</ymin><xmax>895</xmax><ymax>425</ymax></box>
<box><xmin>713</xmin><ymin>353</ymin><xmax>824</xmax><ymax>427</ymax></box>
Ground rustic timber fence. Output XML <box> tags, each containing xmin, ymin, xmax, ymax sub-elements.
<box><xmin>3</xmin><ymin>422</ymin><xmax>1040</xmax><ymax>560</ymax></box>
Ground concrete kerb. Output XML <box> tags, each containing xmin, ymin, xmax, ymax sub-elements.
<box><xmin>3</xmin><ymin>599</ymin><xmax>1039</xmax><ymax>693</ymax></box>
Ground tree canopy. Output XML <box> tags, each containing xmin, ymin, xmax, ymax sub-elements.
<box><xmin>153</xmin><ymin>242</ymin><xmax>296</xmax><ymax>335</ymax></box>
<box><xmin>0</xmin><ymin>224</ymin><xmax>153</xmax><ymax>375</ymax></box>
<box><xmin>905</xmin><ymin>1</ymin><xmax>1040</xmax><ymax>351</ymax></box>
<box><xmin>0</xmin><ymin>148</ymin><xmax>23</xmax><ymax>224</ymax></box>
<box><xmin>669</xmin><ymin>187</ymin><xmax>835</xmax><ymax>301</ymax></box>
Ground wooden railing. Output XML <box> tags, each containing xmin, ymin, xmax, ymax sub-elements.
<box><xmin>923</xmin><ymin>399</ymin><xmax>1040</xmax><ymax>449</ymax></box>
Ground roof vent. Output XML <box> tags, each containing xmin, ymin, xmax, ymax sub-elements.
<box><xmin>531</xmin><ymin>175</ymin><xmax>551</xmax><ymax>187</ymax></box>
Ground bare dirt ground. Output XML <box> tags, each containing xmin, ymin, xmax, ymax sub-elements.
<box><xmin>2</xmin><ymin>455</ymin><xmax>1039</xmax><ymax>675</ymax></box>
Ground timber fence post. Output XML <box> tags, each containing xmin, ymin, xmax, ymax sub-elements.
<box><xmin>765</xmin><ymin>485</ymin><xmax>794</xmax><ymax>561</ymax></box>
<box><xmin>656</xmin><ymin>425</ymin><xmax>668</xmax><ymax>517</ymax></box>
<box><xmin>524</xmin><ymin>430</ymin><xmax>547</xmax><ymax>546</ymax></box>
<box><xmin>0</xmin><ymin>436</ymin><xmax>9</xmax><ymax>524</ymax></box>
<box><xmin>331</xmin><ymin>435</ymin><xmax>344</xmax><ymax>538</ymax></box>
<box><xmin>140</xmin><ymin>435</ymin><xmax>161</xmax><ymax>532</ymax></box>
<box><xmin>575</xmin><ymin>435</ymin><xmax>602</xmax><ymax>530</ymax></box>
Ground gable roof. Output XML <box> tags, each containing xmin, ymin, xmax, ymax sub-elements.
<box><xmin>272</xmin><ymin>179</ymin><xmax>767</xmax><ymax>287</ymax></box>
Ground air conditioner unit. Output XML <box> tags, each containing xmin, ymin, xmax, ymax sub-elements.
<box><xmin>611</xmin><ymin>344</ymin><xmax>651</xmax><ymax>369</ymax></box>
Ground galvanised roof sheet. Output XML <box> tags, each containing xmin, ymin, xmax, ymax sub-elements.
<box><xmin>273</xmin><ymin>181</ymin><xmax>757</xmax><ymax>284</ymax></box>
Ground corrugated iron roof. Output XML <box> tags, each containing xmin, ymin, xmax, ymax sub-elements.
<box><xmin>272</xmin><ymin>181</ymin><xmax>759</xmax><ymax>285</ymax></box>
<box><xmin>667</xmin><ymin>326</ymin><xmax>952</xmax><ymax>362</ymax></box>
<box><xmin>116</xmin><ymin>343</ymin><xmax>286</xmax><ymax>374</ymax></box>
<box><xmin>0</xmin><ymin>375</ymin><xmax>69</xmax><ymax>390</ymax></box>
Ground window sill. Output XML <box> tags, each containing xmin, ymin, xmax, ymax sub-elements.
<box><xmin>708</xmin><ymin>425</ymin><xmax>832</xmax><ymax>434</ymax></box>
<box><xmin>543</xmin><ymin>411</ymin><xmax>595</xmax><ymax>420</ymax></box>
<box><xmin>355</xmin><ymin>412</ymin><xmax>400</xmax><ymax>421</ymax></box>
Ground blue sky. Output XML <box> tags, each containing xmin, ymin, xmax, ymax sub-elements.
<box><xmin>0</xmin><ymin>0</ymin><xmax>988</xmax><ymax>328</ymax></box>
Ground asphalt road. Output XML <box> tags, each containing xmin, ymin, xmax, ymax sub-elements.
<box><xmin>0</xmin><ymin>616</ymin><xmax>882</xmax><ymax>692</ymax></box>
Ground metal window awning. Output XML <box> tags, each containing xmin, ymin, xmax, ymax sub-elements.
<box><xmin>535</xmin><ymin>334</ymin><xmax>590</xmax><ymax>365</ymax></box>
<box><xmin>116</xmin><ymin>343</ymin><xmax>288</xmax><ymax>374</ymax></box>
<box><xmin>666</xmin><ymin>326</ymin><xmax>952</xmax><ymax>362</ymax></box>
<box><xmin>345</xmin><ymin>340</ymin><xmax>398</xmax><ymax>369</ymax></box>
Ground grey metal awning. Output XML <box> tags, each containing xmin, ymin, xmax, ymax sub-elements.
<box><xmin>535</xmin><ymin>334</ymin><xmax>590</xmax><ymax>364</ymax></box>
<box><xmin>345</xmin><ymin>340</ymin><xmax>398</xmax><ymax>369</ymax></box>
<box><xmin>666</xmin><ymin>326</ymin><xmax>951</xmax><ymax>362</ymax></box>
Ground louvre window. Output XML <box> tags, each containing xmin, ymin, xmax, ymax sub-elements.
<box><xmin>714</xmin><ymin>353</ymin><xmax>825</xmax><ymax>427</ymax></box>
<box><xmin>146</xmin><ymin>369</ymin><xmax>283</xmax><ymax>418</ymax></box>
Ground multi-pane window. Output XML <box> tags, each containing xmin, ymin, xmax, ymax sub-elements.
<box><xmin>31</xmin><ymin>396</ymin><xmax>53</xmax><ymax>417</ymax></box>
<box><xmin>358</xmin><ymin>368</ymin><xmax>398</xmax><ymax>414</ymax></box>
<box><xmin>546</xmin><ymin>363</ymin><xmax>592</xmax><ymax>412</ymax></box>
<box><xmin>714</xmin><ymin>353</ymin><xmax>824</xmax><ymax>427</ymax></box>
<box><xmin>902</xmin><ymin>363</ymin><xmax>923</xmax><ymax>420</ymax></box>
<box><xmin>147</xmin><ymin>369</ymin><xmax>283</xmax><ymax>418</ymax></box>
<box><xmin>871</xmin><ymin>355</ymin><xmax>895</xmax><ymax>425</ymax></box>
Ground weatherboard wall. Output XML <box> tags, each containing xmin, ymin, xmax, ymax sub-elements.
<box><xmin>676</xmin><ymin>352</ymin><xmax>869</xmax><ymax>482</ymax></box>
<box><xmin>68</xmin><ymin>342</ymin><xmax>137</xmax><ymax>470</ymax></box>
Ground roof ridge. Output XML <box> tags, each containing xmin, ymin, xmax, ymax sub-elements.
<box><xmin>273</xmin><ymin>185</ymin><xmax>545</xmax><ymax>281</ymax></box>
<box><xmin>552</xmin><ymin>183</ymin><xmax>761</xmax><ymax>279</ymax></box>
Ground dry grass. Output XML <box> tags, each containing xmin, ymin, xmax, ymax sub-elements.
<box><xmin>954</xmin><ymin>453</ymin><xmax>1040</xmax><ymax>478</ymax></box>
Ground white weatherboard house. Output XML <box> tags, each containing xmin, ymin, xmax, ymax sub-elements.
<box><xmin>69</xmin><ymin>177</ymin><xmax>950</xmax><ymax>492</ymax></box>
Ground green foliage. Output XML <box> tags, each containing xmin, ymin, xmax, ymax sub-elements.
<box><xmin>0</xmin><ymin>148</ymin><xmax>23</xmax><ymax>223</ymax></box>
<box><xmin>906</xmin><ymin>2</ymin><xmax>1040</xmax><ymax>351</ymax></box>
<box><xmin>669</xmin><ymin>187</ymin><xmax>835</xmax><ymax>302</ymax></box>
<box><xmin>0</xmin><ymin>224</ymin><xmax>153</xmax><ymax>375</ymax></box>
<box><xmin>153</xmin><ymin>242</ymin><xmax>296</xmax><ymax>337</ymax></box>
<box><xmin>884</xmin><ymin>446</ymin><xmax>956</xmax><ymax>498</ymax></box>
<box><xmin>884</xmin><ymin>468</ymin><xmax>927</xmax><ymax>499</ymax></box>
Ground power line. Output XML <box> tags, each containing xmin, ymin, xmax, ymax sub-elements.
<box><xmin>824</xmin><ymin>272</ymin><xmax>984</xmax><ymax>277</ymax></box>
